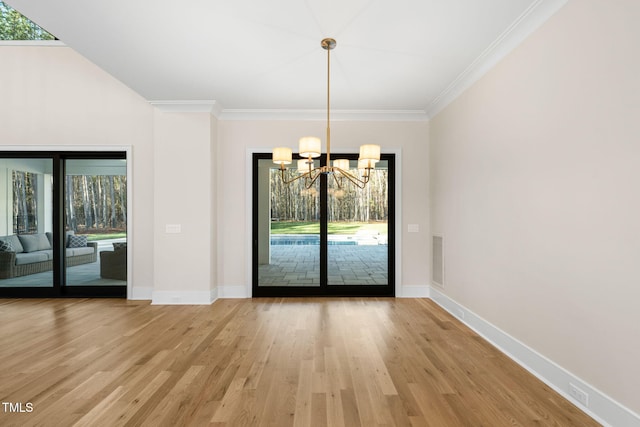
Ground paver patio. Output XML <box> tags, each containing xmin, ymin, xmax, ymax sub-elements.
<box><xmin>258</xmin><ymin>244</ymin><xmax>388</xmax><ymax>286</ymax></box>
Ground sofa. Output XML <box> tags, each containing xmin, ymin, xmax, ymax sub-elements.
<box><xmin>0</xmin><ymin>232</ymin><xmax>97</xmax><ymax>279</ymax></box>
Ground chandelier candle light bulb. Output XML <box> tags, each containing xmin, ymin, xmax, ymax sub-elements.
<box><xmin>273</xmin><ymin>38</ymin><xmax>382</xmax><ymax>189</ymax></box>
<box><xmin>358</xmin><ymin>158</ymin><xmax>377</xmax><ymax>178</ymax></box>
<box><xmin>358</xmin><ymin>159</ymin><xmax>377</xmax><ymax>169</ymax></box>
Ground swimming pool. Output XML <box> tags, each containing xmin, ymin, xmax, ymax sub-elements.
<box><xmin>270</xmin><ymin>235</ymin><xmax>357</xmax><ymax>245</ymax></box>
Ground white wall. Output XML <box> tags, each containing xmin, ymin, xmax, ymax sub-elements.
<box><xmin>210</xmin><ymin>116</ymin><xmax>219</xmax><ymax>300</ymax></box>
<box><xmin>0</xmin><ymin>46</ymin><xmax>156</xmax><ymax>296</ymax></box>
<box><xmin>0</xmin><ymin>45</ymin><xmax>431</xmax><ymax>301</ymax></box>
<box><xmin>152</xmin><ymin>110</ymin><xmax>217</xmax><ymax>303</ymax></box>
<box><xmin>217</xmin><ymin>119</ymin><xmax>430</xmax><ymax>297</ymax></box>
<box><xmin>430</xmin><ymin>0</ymin><xmax>640</xmax><ymax>416</ymax></box>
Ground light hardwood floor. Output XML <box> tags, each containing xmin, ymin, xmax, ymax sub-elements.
<box><xmin>0</xmin><ymin>298</ymin><xmax>599</xmax><ymax>426</ymax></box>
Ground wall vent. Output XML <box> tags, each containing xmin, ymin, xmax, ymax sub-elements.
<box><xmin>432</xmin><ymin>235</ymin><xmax>444</xmax><ymax>287</ymax></box>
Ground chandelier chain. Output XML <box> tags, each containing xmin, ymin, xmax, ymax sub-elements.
<box><xmin>326</xmin><ymin>39</ymin><xmax>331</xmax><ymax>166</ymax></box>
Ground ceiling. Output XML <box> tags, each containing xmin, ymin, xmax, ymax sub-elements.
<box><xmin>8</xmin><ymin>0</ymin><xmax>566</xmax><ymax>118</ymax></box>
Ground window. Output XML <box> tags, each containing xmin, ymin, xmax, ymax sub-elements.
<box><xmin>0</xmin><ymin>1</ymin><xmax>56</xmax><ymax>40</ymax></box>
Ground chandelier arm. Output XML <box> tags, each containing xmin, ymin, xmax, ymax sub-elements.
<box><xmin>304</xmin><ymin>169</ymin><xmax>322</xmax><ymax>189</ymax></box>
<box><xmin>333</xmin><ymin>167</ymin><xmax>367</xmax><ymax>189</ymax></box>
<box><xmin>342</xmin><ymin>173</ymin><xmax>366</xmax><ymax>189</ymax></box>
<box><xmin>331</xmin><ymin>171</ymin><xmax>343</xmax><ymax>189</ymax></box>
<box><xmin>279</xmin><ymin>168</ymin><xmax>317</xmax><ymax>185</ymax></box>
<box><xmin>279</xmin><ymin>165</ymin><xmax>371</xmax><ymax>189</ymax></box>
<box><xmin>362</xmin><ymin>168</ymin><xmax>372</xmax><ymax>184</ymax></box>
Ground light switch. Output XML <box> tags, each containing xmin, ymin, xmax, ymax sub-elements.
<box><xmin>408</xmin><ymin>224</ymin><xmax>419</xmax><ymax>233</ymax></box>
<box><xmin>165</xmin><ymin>224</ymin><xmax>182</xmax><ymax>234</ymax></box>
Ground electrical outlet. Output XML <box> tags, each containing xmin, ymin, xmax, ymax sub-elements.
<box><xmin>569</xmin><ymin>383</ymin><xmax>589</xmax><ymax>407</ymax></box>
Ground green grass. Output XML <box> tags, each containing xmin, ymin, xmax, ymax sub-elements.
<box><xmin>85</xmin><ymin>233</ymin><xmax>127</xmax><ymax>241</ymax></box>
<box><xmin>270</xmin><ymin>221</ymin><xmax>387</xmax><ymax>235</ymax></box>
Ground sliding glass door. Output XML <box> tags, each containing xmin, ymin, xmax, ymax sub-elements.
<box><xmin>253</xmin><ymin>153</ymin><xmax>394</xmax><ymax>297</ymax></box>
<box><xmin>64</xmin><ymin>159</ymin><xmax>128</xmax><ymax>288</ymax></box>
<box><xmin>0</xmin><ymin>152</ymin><xmax>127</xmax><ymax>298</ymax></box>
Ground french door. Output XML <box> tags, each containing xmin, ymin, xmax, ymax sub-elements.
<box><xmin>0</xmin><ymin>151</ymin><xmax>127</xmax><ymax>298</ymax></box>
<box><xmin>252</xmin><ymin>152</ymin><xmax>395</xmax><ymax>297</ymax></box>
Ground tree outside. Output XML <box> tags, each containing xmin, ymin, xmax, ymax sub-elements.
<box><xmin>65</xmin><ymin>175</ymin><xmax>127</xmax><ymax>237</ymax></box>
<box><xmin>12</xmin><ymin>170</ymin><xmax>127</xmax><ymax>239</ymax></box>
<box><xmin>12</xmin><ymin>171</ymin><xmax>38</xmax><ymax>234</ymax></box>
<box><xmin>270</xmin><ymin>167</ymin><xmax>389</xmax><ymax>237</ymax></box>
<box><xmin>0</xmin><ymin>1</ymin><xmax>56</xmax><ymax>40</ymax></box>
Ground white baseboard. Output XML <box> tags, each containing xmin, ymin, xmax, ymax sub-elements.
<box><xmin>429</xmin><ymin>287</ymin><xmax>640</xmax><ymax>427</ymax></box>
<box><xmin>217</xmin><ymin>285</ymin><xmax>250</xmax><ymax>298</ymax></box>
<box><xmin>151</xmin><ymin>290</ymin><xmax>217</xmax><ymax>305</ymax></box>
<box><xmin>212</xmin><ymin>285</ymin><xmax>428</xmax><ymax>298</ymax></box>
<box><xmin>210</xmin><ymin>287</ymin><xmax>219</xmax><ymax>303</ymax></box>
<box><xmin>399</xmin><ymin>285</ymin><xmax>430</xmax><ymax>298</ymax></box>
<box><xmin>130</xmin><ymin>286</ymin><xmax>152</xmax><ymax>300</ymax></box>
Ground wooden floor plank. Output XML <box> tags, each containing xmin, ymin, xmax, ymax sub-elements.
<box><xmin>0</xmin><ymin>298</ymin><xmax>601</xmax><ymax>427</ymax></box>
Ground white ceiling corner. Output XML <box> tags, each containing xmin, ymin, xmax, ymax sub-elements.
<box><xmin>425</xmin><ymin>0</ymin><xmax>569</xmax><ymax>118</ymax></box>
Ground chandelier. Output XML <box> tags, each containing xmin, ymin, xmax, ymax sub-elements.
<box><xmin>272</xmin><ymin>38</ymin><xmax>381</xmax><ymax>189</ymax></box>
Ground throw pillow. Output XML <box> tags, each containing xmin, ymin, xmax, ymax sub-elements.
<box><xmin>65</xmin><ymin>230</ymin><xmax>75</xmax><ymax>247</ymax></box>
<box><xmin>112</xmin><ymin>242</ymin><xmax>127</xmax><ymax>251</ymax></box>
<box><xmin>18</xmin><ymin>234</ymin><xmax>52</xmax><ymax>252</ymax></box>
<box><xmin>67</xmin><ymin>234</ymin><xmax>88</xmax><ymax>248</ymax></box>
<box><xmin>0</xmin><ymin>240</ymin><xmax>14</xmax><ymax>252</ymax></box>
<box><xmin>3</xmin><ymin>235</ymin><xmax>24</xmax><ymax>253</ymax></box>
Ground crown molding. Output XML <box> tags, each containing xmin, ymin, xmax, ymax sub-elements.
<box><xmin>426</xmin><ymin>0</ymin><xmax>568</xmax><ymax>118</ymax></box>
<box><xmin>148</xmin><ymin>102</ymin><xmax>427</xmax><ymax>121</ymax></box>
<box><xmin>218</xmin><ymin>109</ymin><xmax>428</xmax><ymax>122</ymax></box>
<box><xmin>149</xmin><ymin>100</ymin><xmax>222</xmax><ymax>116</ymax></box>
<box><xmin>0</xmin><ymin>40</ymin><xmax>65</xmax><ymax>47</ymax></box>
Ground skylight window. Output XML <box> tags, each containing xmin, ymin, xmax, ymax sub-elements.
<box><xmin>0</xmin><ymin>1</ymin><xmax>56</xmax><ymax>40</ymax></box>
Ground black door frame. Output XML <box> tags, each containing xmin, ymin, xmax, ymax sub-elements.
<box><xmin>0</xmin><ymin>151</ymin><xmax>126</xmax><ymax>298</ymax></box>
<box><xmin>252</xmin><ymin>152</ymin><xmax>395</xmax><ymax>297</ymax></box>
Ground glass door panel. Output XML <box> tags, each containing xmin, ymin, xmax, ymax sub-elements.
<box><xmin>253</xmin><ymin>152</ymin><xmax>394</xmax><ymax>297</ymax></box>
<box><xmin>327</xmin><ymin>159</ymin><xmax>389</xmax><ymax>286</ymax></box>
<box><xmin>257</xmin><ymin>157</ymin><xmax>321</xmax><ymax>287</ymax></box>
<box><xmin>64</xmin><ymin>159</ymin><xmax>127</xmax><ymax>287</ymax></box>
<box><xmin>0</xmin><ymin>158</ymin><xmax>54</xmax><ymax>288</ymax></box>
